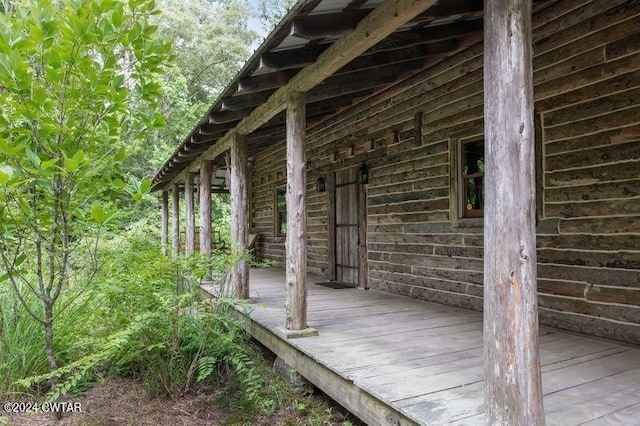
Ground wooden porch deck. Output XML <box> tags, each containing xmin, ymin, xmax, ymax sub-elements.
<box><xmin>202</xmin><ymin>268</ymin><xmax>640</xmax><ymax>425</ymax></box>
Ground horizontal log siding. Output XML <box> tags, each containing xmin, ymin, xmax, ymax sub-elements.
<box><xmin>250</xmin><ymin>141</ymin><xmax>329</xmax><ymax>276</ymax></box>
<box><xmin>248</xmin><ymin>0</ymin><xmax>640</xmax><ymax>344</ymax></box>
<box><xmin>536</xmin><ymin>0</ymin><xmax>640</xmax><ymax>344</ymax></box>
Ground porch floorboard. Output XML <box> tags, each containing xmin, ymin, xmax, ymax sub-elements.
<box><xmin>202</xmin><ymin>267</ymin><xmax>640</xmax><ymax>425</ymax></box>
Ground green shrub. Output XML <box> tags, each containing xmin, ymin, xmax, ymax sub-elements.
<box><xmin>15</xmin><ymin>232</ymin><xmax>265</xmax><ymax>406</ymax></box>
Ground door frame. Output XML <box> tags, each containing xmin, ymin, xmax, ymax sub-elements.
<box><xmin>327</xmin><ymin>167</ymin><xmax>368</xmax><ymax>289</ymax></box>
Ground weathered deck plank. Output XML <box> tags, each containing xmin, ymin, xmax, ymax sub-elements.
<box><xmin>206</xmin><ymin>268</ymin><xmax>640</xmax><ymax>425</ymax></box>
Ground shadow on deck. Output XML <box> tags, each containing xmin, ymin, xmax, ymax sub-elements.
<box><xmin>201</xmin><ymin>267</ymin><xmax>640</xmax><ymax>425</ymax></box>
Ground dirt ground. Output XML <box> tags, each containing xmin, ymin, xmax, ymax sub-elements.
<box><xmin>4</xmin><ymin>378</ymin><xmax>225</xmax><ymax>426</ymax></box>
<box><xmin>3</xmin><ymin>376</ymin><xmax>362</xmax><ymax>426</ymax></box>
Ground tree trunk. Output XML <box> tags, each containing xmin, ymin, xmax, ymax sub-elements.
<box><xmin>484</xmin><ymin>0</ymin><xmax>544</xmax><ymax>423</ymax></box>
<box><xmin>43</xmin><ymin>300</ymin><xmax>57</xmax><ymax>380</ymax></box>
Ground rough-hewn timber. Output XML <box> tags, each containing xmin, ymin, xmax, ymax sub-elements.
<box><xmin>185</xmin><ymin>173</ymin><xmax>195</xmax><ymax>256</ymax></box>
<box><xmin>285</xmin><ymin>91</ymin><xmax>308</xmax><ymax>331</ymax></box>
<box><xmin>161</xmin><ymin>190</ymin><xmax>169</xmax><ymax>256</ymax></box>
<box><xmin>249</xmin><ymin>0</ymin><xmax>640</xmax><ymax>345</ymax></box>
<box><xmin>202</xmin><ymin>268</ymin><xmax>640</xmax><ymax>425</ymax></box>
<box><xmin>199</xmin><ymin>160</ymin><xmax>212</xmax><ymax>256</ymax></box>
<box><xmin>484</xmin><ymin>0</ymin><xmax>544</xmax><ymax>423</ymax></box>
<box><xmin>230</xmin><ymin>133</ymin><xmax>249</xmax><ymax>298</ymax></box>
<box><xmin>171</xmin><ymin>183</ymin><xmax>180</xmax><ymax>255</ymax></box>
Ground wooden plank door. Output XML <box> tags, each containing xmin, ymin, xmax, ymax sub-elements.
<box><xmin>335</xmin><ymin>167</ymin><xmax>359</xmax><ymax>285</ymax></box>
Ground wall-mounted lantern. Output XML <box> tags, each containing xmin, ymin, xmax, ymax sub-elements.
<box><xmin>359</xmin><ymin>162</ymin><xmax>369</xmax><ymax>185</ymax></box>
<box><xmin>316</xmin><ymin>176</ymin><xmax>326</xmax><ymax>192</ymax></box>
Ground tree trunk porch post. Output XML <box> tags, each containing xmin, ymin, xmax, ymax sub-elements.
<box><xmin>185</xmin><ymin>172</ymin><xmax>196</xmax><ymax>256</ymax></box>
<box><xmin>484</xmin><ymin>0</ymin><xmax>544</xmax><ymax>424</ymax></box>
<box><xmin>199</xmin><ymin>160</ymin><xmax>213</xmax><ymax>257</ymax></box>
<box><xmin>171</xmin><ymin>182</ymin><xmax>180</xmax><ymax>255</ymax></box>
<box><xmin>230</xmin><ymin>131</ymin><xmax>249</xmax><ymax>299</ymax></box>
<box><xmin>283</xmin><ymin>91</ymin><xmax>316</xmax><ymax>338</ymax></box>
<box><xmin>161</xmin><ymin>190</ymin><xmax>169</xmax><ymax>256</ymax></box>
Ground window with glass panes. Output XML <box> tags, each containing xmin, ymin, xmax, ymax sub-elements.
<box><xmin>461</xmin><ymin>138</ymin><xmax>484</xmax><ymax>217</ymax></box>
<box><xmin>275</xmin><ymin>187</ymin><xmax>286</xmax><ymax>236</ymax></box>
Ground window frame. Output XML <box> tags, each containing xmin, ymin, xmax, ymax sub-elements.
<box><xmin>450</xmin><ymin>129</ymin><xmax>485</xmax><ymax>226</ymax></box>
<box><xmin>274</xmin><ymin>185</ymin><xmax>287</xmax><ymax>237</ymax></box>
<box><xmin>460</xmin><ymin>136</ymin><xmax>485</xmax><ymax>218</ymax></box>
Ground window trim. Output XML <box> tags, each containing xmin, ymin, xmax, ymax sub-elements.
<box><xmin>450</xmin><ymin>129</ymin><xmax>484</xmax><ymax>226</ymax></box>
<box><xmin>460</xmin><ymin>136</ymin><xmax>485</xmax><ymax>219</ymax></box>
<box><xmin>274</xmin><ymin>185</ymin><xmax>287</xmax><ymax>237</ymax></box>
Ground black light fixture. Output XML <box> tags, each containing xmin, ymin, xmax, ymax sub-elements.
<box><xmin>316</xmin><ymin>176</ymin><xmax>326</xmax><ymax>192</ymax></box>
<box><xmin>358</xmin><ymin>161</ymin><xmax>369</xmax><ymax>185</ymax></box>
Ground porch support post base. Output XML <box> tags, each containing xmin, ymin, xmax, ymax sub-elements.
<box><xmin>277</xmin><ymin>326</ymin><xmax>318</xmax><ymax>339</ymax></box>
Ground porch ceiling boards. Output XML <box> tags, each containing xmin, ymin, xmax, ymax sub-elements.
<box><xmin>152</xmin><ymin>0</ymin><xmax>560</xmax><ymax>189</ymax></box>
<box><xmin>202</xmin><ymin>267</ymin><xmax>640</xmax><ymax>425</ymax></box>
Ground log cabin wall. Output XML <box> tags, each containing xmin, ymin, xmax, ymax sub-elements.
<box><xmin>249</xmin><ymin>0</ymin><xmax>640</xmax><ymax>344</ymax></box>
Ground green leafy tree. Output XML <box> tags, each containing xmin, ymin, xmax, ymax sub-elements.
<box><xmin>125</xmin><ymin>0</ymin><xmax>259</xmax><ymax>180</ymax></box>
<box><xmin>155</xmin><ymin>0</ymin><xmax>257</xmax><ymax>102</ymax></box>
<box><xmin>257</xmin><ymin>0</ymin><xmax>295</xmax><ymax>33</ymax></box>
<box><xmin>0</xmin><ymin>0</ymin><xmax>169</xmax><ymax>377</ymax></box>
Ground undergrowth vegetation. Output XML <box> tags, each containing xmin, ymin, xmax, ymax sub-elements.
<box><xmin>0</xmin><ymin>230</ymin><xmax>263</xmax><ymax>408</ymax></box>
<box><xmin>1</xmin><ymin>229</ymin><xmax>363</xmax><ymax>425</ymax></box>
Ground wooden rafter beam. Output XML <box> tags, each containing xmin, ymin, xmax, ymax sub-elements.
<box><xmin>337</xmin><ymin>38</ymin><xmax>459</xmax><ymax>74</ymax></box>
<box><xmin>191</xmin><ymin>130</ymin><xmax>228</xmax><ymax>144</ymax></box>
<box><xmin>209</xmin><ymin>108</ymin><xmax>253</xmax><ymax>124</ymax></box>
<box><xmin>259</xmin><ymin>45</ymin><xmax>329</xmax><ymax>71</ymax></box>
<box><xmin>162</xmin><ymin>0</ymin><xmax>439</xmax><ymax>188</ymax></box>
<box><xmin>187</xmin><ymin>133</ymin><xmax>234</xmax><ymax>173</ymax></box>
<box><xmin>221</xmin><ymin>90</ymin><xmax>276</xmax><ymax>111</ymax></box>
<box><xmin>236</xmin><ymin>0</ymin><xmax>440</xmax><ymax>135</ymax></box>
<box><xmin>238</xmin><ymin>69</ymin><xmax>299</xmax><ymax>93</ymax></box>
<box><xmin>290</xmin><ymin>9</ymin><xmax>371</xmax><ymax>39</ymax></box>
<box><xmin>374</xmin><ymin>18</ymin><xmax>482</xmax><ymax>51</ymax></box>
<box><xmin>415</xmin><ymin>0</ymin><xmax>483</xmax><ymax>19</ymax></box>
<box><xmin>240</xmin><ymin>39</ymin><xmax>460</xmax><ymax>98</ymax></box>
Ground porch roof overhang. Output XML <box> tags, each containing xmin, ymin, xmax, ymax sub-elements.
<box><xmin>151</xmin><ymin>0</ymin><xmax>548</xmax><ymax>190</ymax></box>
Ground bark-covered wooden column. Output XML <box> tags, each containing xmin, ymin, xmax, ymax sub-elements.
<box><xmin>284</xmin><ymin>91</ymin><xmax>316</xmax><ymax>337</ymax></box>
<box><xmin>199</xmin><ymin>160</ymin><xmax>212</xmax><ymax>257</ymax></box>
<box><xmin>484</xmin><ymin>0</ymin><xmax>544</xmax><ymax>424</ymax></box>
<box><xmin>161</xmin><ymin>190</ymin><xmax>169</xmax><ymax>256</ymax></box>
<box><xmin>184</xmin><ymin>173</ymin><xmax>195</xmax><ymax>256</ymax></box>
<box><xmin>171</xmin><ymin>182</ymin><xmax>180</xmax><ymax>255</ymax></box>
<box><xmin>230</xmin><ymin>132</ymin><xmax>249</xmax><ymax>299</ymax></box>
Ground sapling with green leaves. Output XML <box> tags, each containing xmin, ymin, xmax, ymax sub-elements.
<box><xmin>0</xmin><ymin>0</ymin><xmax>169</xmax><ymax>381</ymax></box>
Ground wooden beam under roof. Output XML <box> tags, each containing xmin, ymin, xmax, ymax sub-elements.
<box><xmin>164</xmin><ymin>0</ymin><xmax>439</xmax><ymax>188</ymax></box>
<box><xmin>224</xmin><ymin>56</ymin><xmax>431</xmax><ymax>112</ymax></box>
<box><xmin>208</xmin><ymin>108</ymin><xmax>254</xmax><ymax>124</ymax></box>
<box><xmin>199</xmin><ymin>122</ymin><xmax>235</xmax><ymax>135</ymax></box>
<box><xmin>248</xmin><ymin>98</ymin><xmax>363</xmax><ymax>146</ymax></box>
<box><xmin>374</xmin><ymin>18</ymin><xmax>483</xmax><ymax>51</ymax></box>
<box><xmin>290</xmin><ymin>9</ymin><xmax>371</xmax><ymax>39</ymax></box>
<box><xmin>257</xmin><ymin>18</ymin><xmax>477</xmax><ymax>73</ymax></box>
<box><xmin>237</xmin><ymin>69</ymin><xmax>299</xmax><ymax>93</ymax></box>
<box><xmin>415</xmin><ymin>0</ymin><xmax>483</xmax><ymax>19</ymax></box>
<box><xmin>336</xmin><ymin>38</ymin><xmax>459</xmax><ymax>74</ymax></box>
<box><xmin>240</xmin><ymin>39</ymin><xmax>460</xmax><ymax>96</ymax></box>
<box><xmin>236</xmin><ymin>0</ymin><xmax>440</xmax><ymax>135</ymax></box>
<box><xmin>259</xmin><ymin>45</ymin><xmax>329</xmax><ymax>71</ymax></box>
<box><xmin>191</xmin><ymin>130</ymin><xmax>229</xmax><ymax>144</ymax></box>
<box><xmin>221</xmin><ymin>90</ymin><xmax>275</xmax><ymax>111</ymax></box>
